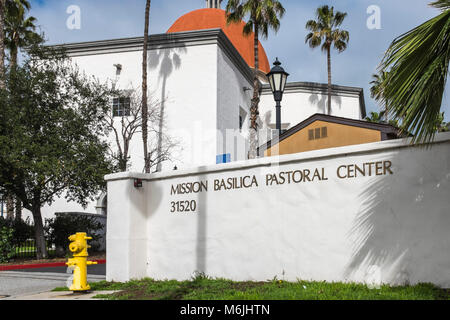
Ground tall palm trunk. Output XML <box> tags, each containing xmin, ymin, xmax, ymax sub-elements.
<box><xmin>249</xmin><ymin>26</ymin><xmax>260</xmax><ymax>159</ymax></box>
<box><xmin>327</xmin><ymin>46</ymin><xmax>332</xmax><ymax>115</ymax></box>
<box><xmin>10</xmin><ymin>48</ymin><xmax>17</xmax><ymax>67</ymax></box>
<box><xmin>0</xmin><ymin>0</ymin><xmax>5</xmax><ymax>87</ymax></box>
<box><xmin>142</xmin><ymin>0</ymin><xmax>151</xmax><ymax>173</ymax></box>
<box><xmin>0</xmin><ymin>2</ymin><xmax>12</xmax><ymax>219</ymax></box>
<box><xmin>10</xmin><ymin>34</ymin><xmax>19</xmax><ymax>68</ymax></box>
<box><xmin>10</xmin><ymin>31</ymin><xmax>21</xmax><ymax>221</ymax></box>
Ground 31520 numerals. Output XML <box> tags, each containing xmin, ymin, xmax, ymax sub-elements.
<box><xmin>170</xmin><ymin>200</ymin><xmax>197</xmax><ymax>213</ymax></box>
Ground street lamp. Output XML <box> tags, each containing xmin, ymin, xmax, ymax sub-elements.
<box><xmin>267</xmin><ymin>58</ymin><xmax>289</xmax><ymax>137</ymax></box>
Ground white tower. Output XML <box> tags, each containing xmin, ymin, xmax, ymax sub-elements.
<box><xmin>206</xmin><ymin>0</ymin><xmax>222</xmax><ymax>9</ymax></box>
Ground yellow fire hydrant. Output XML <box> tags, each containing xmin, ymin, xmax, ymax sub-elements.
<box><xmin>66</xmin><ymin>232</ymin><xmax>98</xmax><ymax>292</ymax></box>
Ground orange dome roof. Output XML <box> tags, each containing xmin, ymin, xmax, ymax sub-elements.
<box><xmin>167</xmin><ymin>8</ymin><xmax>270</xmax><ymax>74</ymax></box>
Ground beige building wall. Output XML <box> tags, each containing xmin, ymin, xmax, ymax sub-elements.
<box><xmin>265</xmin><ymin>120</ymin><xmax>382</xmax><ymax>156</ymax></box>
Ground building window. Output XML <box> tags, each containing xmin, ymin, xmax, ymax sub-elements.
<box><xmin>309</xmin><ymin>127</ymin><xmax>328</xmax><ymax>140</ymax></box>
<box><xmin>239</xmin><ymin>107</ymin><xmax>247</xmax><ymax>132</ymax></box>
<box><xmin>308</xmin><ymin>129</ymin><xmax>315</xmax><ymax>140</ymax></box>
<box><xmin>112</xmin><ymin>97</ymin><xmax>131</xmax><ymax>117</ymax></box>
<box><xmin>315</xmin><ymin>128</ymin><xmax>321</xmax><ymax>139</ymax></box>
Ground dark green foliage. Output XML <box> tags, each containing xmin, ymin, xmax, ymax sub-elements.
<box><xmin>365</xmin><ymin>111</ymin><xmax>387</xmax><ymax>124</ymax></box>
<box><xmin>435</xmin><ymin>112</ymin><xmax>449</xmax><ymax>132</ymax></box>
<box><xmin>0</xmin><ymin>226</ymin><xmax>15</xmax><ymax>262</ymax></box>
<box><xmin>0</xmin><ymin>45</ymin><xmax>115</xmax><ymax>258</ymax></box>
<box><xmin>44</xmin><ymin>214</ymin><xmax>104</xmax><ymax>256</ymax></box>
<box><xmin>0</xmin><ymin>47</ymin><xmax>114</xmax><ymax>210</ymax></box>
<box><xmin>0</xmin><ymin>216</ymin><xmax>33</xmax><ymax>246</ymax></box>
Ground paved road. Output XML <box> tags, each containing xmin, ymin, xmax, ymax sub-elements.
<box><xmin>0</xmin><ymin>264</ymin><xmax>106</xmax><ymax>299</ymax></box>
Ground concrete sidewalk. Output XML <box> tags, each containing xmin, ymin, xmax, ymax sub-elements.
<box><xmin>5</xmin><ymin>290</ymin><xmax>120</xmax><ymax>300</ymax></box>
<box><xmin>0</xmin><ymin>271</ymin><xmax>106</xmax><ymax>300</ymax></box>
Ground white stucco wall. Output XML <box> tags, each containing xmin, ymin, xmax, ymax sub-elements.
<box><xmin>258</xmin><ymin>85</ymin><xmax>363</xmax><ymax>145</ymax></box>
<box><xmin>216</xmin><ymin>46</ymin><xmax>252</xmax><ymax>162</ymax></box>
<box><xmin>106</xmin><ymin>132</ymin><xmax>450</xmax><ymax>287</ymax></box>
<box><xmin>71</xmin><ymin>43</ymin><xmax>219</xmax><ymax>172</ymax></box>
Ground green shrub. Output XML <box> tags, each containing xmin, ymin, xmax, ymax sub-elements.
<box><xmin>11</xmin><ymin>218</ymin><xmax>34</xmax><ymax>246</ymax></box>
<box><xmin>0</xmin><ymin>217</ymin><xmax>10</xmax><ymax>229</ymax></box>
<box><xmin>0</xmin><ymin>217</ymin><xmax>34</xmax><ymax>247</ymax></box>
<box><xmin>44</xmin><ymin>214</ymin><xmax>104</xmax><ymax>256</ymax></box>
<box><xmin>0</xmin><ymin>227</ymin><xmax>15</xmax><ymax>263</ymax></box>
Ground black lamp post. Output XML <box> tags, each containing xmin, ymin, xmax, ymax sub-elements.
<box><xmin>267</xmin><ymin>58</ymin><xmax>289</xmax><ymax>137</ymax></box>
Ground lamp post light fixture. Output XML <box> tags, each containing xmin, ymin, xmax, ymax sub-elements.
<box><xmin>267</xmin><ymin>58</ymin><xmax>289</xmax><ymax>137</ymax></box>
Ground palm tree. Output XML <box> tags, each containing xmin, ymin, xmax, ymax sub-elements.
<box><xmin>370</xmin><ymin>71</ymin><xmax>390</xmax><ymax>121</ymax></box>
<box><xmin>305</xmin><ymin>5</ymin><xmax>349</xmax><ymax>115</ymax></box>
<box><xmin>435</xmin><ymin>112</ymin><xmax>449</xmax><ymax>132</ymax></box>
<box><xmin>365</xmin><ymin>111</ymin><xmax>400</xmax><ymax>129</ymax></box>
<box><xmin>365</xmin><ymin>111</ymin><xmax>386</xmax><ymax>123</ymax></box>
<box><xmin>0</xmin><ymin>0</ymin><xmax>30</xmax><ymax>82</ymax></box>
<box><xmin>380</xmin><ymin>0</ymin><xmax>450</xmax><ymax>143</ymax></box>
<box><xmin>5</xmin><ymin>0</ymin><xmax>42</xmax><ymax>67</ymax></box>
<box><xmin>142</xmin><ymin>0</ymin><xmax>151</xmax><ymax>173</ymax></box>
<box><xmin>3</xmin><ymin>0</ymin><xmax>40</xmax><ymax>220</ymax></box>
<box><xmin>225</xmin><ymin>0</ymin><xmax>285</xmax><ymax>159</ymax></box>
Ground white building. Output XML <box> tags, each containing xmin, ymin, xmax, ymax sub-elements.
<box><xmin>27</xmin><ymin>3</ymin><xmax>366</xmax><ymax>220</ymax></box>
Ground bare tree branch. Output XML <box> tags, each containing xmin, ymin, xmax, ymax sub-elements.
<box><xmin>104</xmin><ymin>86</ymin><xmax>179</xmax><ymax>172</ymax></box>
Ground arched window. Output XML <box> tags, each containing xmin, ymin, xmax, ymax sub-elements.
<box><xmin>96</xmin><ymin>192</ymin><xmax>108</xmax><ymax>216</ymax></box>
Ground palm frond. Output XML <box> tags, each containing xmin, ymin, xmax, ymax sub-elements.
<box><xmin>226</xmin><ymin>0</ymin><xmax>285</xmax><ymax>38</ymax></box>
<box><xmin>381</xmin><ymin>8</ymin><xmax>450</xmax><ymax>143</ymax></box>
<box><xmin>243</xmin><ymin>20</ymin><xmax>253</xmax><ymax>35</ymax></box>
<box><xmin>305</xmin><ymin>5</ymin><xmax>349</xmax><ymax>54</ymax></box>
<box><xmin>430</xmin><ymin>0</ymin><xmax>450</xmax><ymax>10</ymax></box>
<box><xmin>333</xmin><ymin>11</ymin><xmax>348</xmax><ymax>27</ymax></box>
<box><xmin>305</xmin><ymin>33</ymin><xmax>322</xmax><ymax>48</ymax></box>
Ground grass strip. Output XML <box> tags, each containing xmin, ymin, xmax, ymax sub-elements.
<box><xmin>53</xmin><ymin>274</ymin><xmax>450</xmax><ymax>300</ymax></box>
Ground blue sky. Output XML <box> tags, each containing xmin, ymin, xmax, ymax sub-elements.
<box><xmin>29</xmin><ymin>0</ymin><xmax>449</xmax><ymax>120</ymax></box>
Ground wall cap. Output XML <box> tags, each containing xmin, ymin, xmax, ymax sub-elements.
<box><xmin>105</xmin><ymin>132</ymin><xmax>450</xmax><ymax>182</ymax></box>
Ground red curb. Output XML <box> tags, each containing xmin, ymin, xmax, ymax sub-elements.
<box><xmin>0</xmin><ymin>259</ymin><xmax>106</xmax><ymax>271</ymax></box>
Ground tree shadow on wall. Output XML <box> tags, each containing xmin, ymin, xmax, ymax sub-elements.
<box><xmin>343</xmin><ymin>144</ymin><xmax>450</xmax><ymax>287</ymax></box>
<box><xmin>195</xmin><ymin>174</ymin><xmax>208</xmax><ymax>275</ymax></box>
<box><xmin>149</xmin><ymin>44</ymin><xmax>187</xmax><ymax>171</ymax></box>
<box><xmin>309</xmin><ymin>93</ymin><xmax>342</xmax><ymax>114</ymax></box>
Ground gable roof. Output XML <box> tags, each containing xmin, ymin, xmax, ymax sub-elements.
<box><xmin>259</xmin><ymin>113</ymin><xmax>400</xmax><ymax>153</ymax></box>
